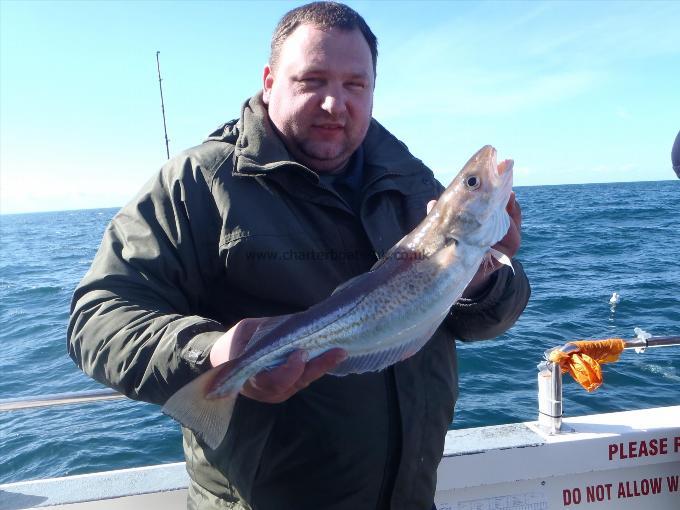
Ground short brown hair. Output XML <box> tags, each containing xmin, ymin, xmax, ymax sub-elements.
<box><xmin>270</xmin><ymin>1</ymin><xmax>378</xmax><ymax>76</ymax></box>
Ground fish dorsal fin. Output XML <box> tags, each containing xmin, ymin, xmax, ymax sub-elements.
<box><xmin>331</xmin><ymin>233</ymin><xmax>410</xmax><ymax>297</ymax></box>
<box><xmin>330</xmin><ymin>272</ymin><xmax>370</xmax><ymax>296</ymax></box>
<box><xmin>369</xmin><ymin>233</ymin><xmax>409</xmax><ymax>272</ymax></box>
<box><xmin>242</xmin><ymin>314</ymin><xmax>294</xmax><ymax>353</ymax></box>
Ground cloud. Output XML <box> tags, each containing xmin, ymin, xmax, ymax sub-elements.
<box><xmin>591</xmin><ymin>163</ymin><xmax>637</xmax><ymax>176</ymax></box>
<box><xmin>0</xmin><ymin>170</ymin><xmax>143</xmax><ymax>214</ymax></box>
<box><xmin>616</xmin><ymin>108</ymin><xmax>631</xmax><ymax>120</ymax></box>
<box><xmin>375</xmin><ymin>67</ymin><xmax>598</xmax><ymax>120</ymax></box>
<box><xmin>505</xmin><ymin>1</ymin><xmax>680</xmax><ymax>64</ymax></box>
<box><xmin>373</xmin><ymin>1</ymin><xmax>679</xmax><ymax>121</ymax></box>
<box><xmin>513</xmin><ymin>165</ymin><xmax>532</xmax><ymax>180</ymax></box>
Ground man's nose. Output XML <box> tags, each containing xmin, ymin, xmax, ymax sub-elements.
<box><xmin>320</xmin><ymin>88</ymin><xmax>347</xmax><ymax>117</ymax></box>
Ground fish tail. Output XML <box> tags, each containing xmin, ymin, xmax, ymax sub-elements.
<box><xmin>162</xmin><ymin>360</ymin><xmax>244</xmax><ymax>449</ymax></box>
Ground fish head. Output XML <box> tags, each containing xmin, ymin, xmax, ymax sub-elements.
<box><xmin>433</xmin><ymin>145</ymin><xmax>513</xmax><ymax>249</ymax></box>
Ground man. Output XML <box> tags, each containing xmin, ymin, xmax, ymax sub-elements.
<box><xmin>68</xmin><ymin>2</ymin><xmax>530</xmax><ymax>509</ymax></box>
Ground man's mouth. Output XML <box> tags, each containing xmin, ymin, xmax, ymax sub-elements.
<box><xmin>313</xmin><ymin>123</ymin><xmax>344</xmax><ymax>131</ymax></box>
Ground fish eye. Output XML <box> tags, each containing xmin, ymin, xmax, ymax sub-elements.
<box><xmin>465</xmin><ymin>175</ymin><xmax>481</xmax><ymax>190</ymax></box>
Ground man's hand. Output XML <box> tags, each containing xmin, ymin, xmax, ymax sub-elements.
<box><xmin>465</xmin><ymin>191</ymin><xmax>522</xmax><ymax>296</ymax></box>
<box><xmin>210</xmin><ymin>317</ymin><xmax>347</xmax><ymax>404</ymax></box>
<box><xmin>426</xmin><ymin>191</ymin><xmax>522</xmax><ymax>297</ymax></box>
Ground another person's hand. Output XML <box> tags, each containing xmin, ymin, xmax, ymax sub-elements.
<box><xmin>426</xmin><ymin>191</ymin><xmax>522</xmax><ymax>297</ymax></box>
<box><xmin>210</xmin><ymin>317</ymin><xmax>347</xmax><ymax>404</ymax></box>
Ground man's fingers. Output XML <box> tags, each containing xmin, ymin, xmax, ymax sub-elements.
<box><xmin>211</xmin><ymin>317</ymin><xmax>270</xmax><ymax>368</ymax></box>
<box><xmin>243</xmin><ymin>348</ymin><xmax>347</xmax><ymax>403</ymax></box>
<box><xmin>506</xmin><ymin>192</ymin><xmax>522</xmax><ymax>228</ymax></box>
<box><xmin>489</xmin><ymin>192</ymin><xmax>521</xmax><ymax>259</ymax></box>
<box><xmin>493</xmin><ymin>218</ymin><xmax>520</xmax><ymax>258</ymax></box>
<box><xmin>229</xmin><ymin>317</ymin><xmax>269</xmax><ymax>357</ymax></box>
<box><xmin>245</xmin><ymin>350</ymin><xmax>307</xmax><ymax>399</ymax></box>
<box><xmin>294</xmin><ymin>348</ymin><xmax>347</xmax><ymax>390</ymax></box>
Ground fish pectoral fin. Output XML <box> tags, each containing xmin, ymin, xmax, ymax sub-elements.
<box><xmin>162</xmin><ymin>361</ymin><xmax>242</xmax><ymax>450</ymax></box>
<box><xmin>489</xmin><ymin>248</ymin><xmax>514</xmax><ymax>275</ymax></box>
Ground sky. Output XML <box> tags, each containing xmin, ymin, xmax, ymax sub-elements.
<box><xmin>1</xmin><ymin>0</ymin><xmax>678</xmax><ymax>214</ymax></box>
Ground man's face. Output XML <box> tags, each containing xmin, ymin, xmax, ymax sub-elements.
<box><xmin>263</xmin><ymin>24</ymin><xmax>374</xmax><ymax>174</ymax></box>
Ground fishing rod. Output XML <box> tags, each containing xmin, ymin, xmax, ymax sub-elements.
<box><xmin>554</xmin><ymin>333</ymin><xmax>680</xmax><ymax>355</ymax></box>
<box><xmin>156</xmin><ymin>51</ymin><xmax>170</xmax><ymax>160</ymax></box>
<box><xmin>621</xmin><ymin>334</ymin><xmax>680</xmax><ymax>350</ymax></box>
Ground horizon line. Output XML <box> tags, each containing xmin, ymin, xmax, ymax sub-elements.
<box><xmin>1</xmin><ymin>178</ymin><xmax>676</xmax><ymax>217</ymax></box>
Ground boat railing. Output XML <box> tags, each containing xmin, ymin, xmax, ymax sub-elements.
<box><xmin>0</xmin><ymin>388</ymin><xmax>125</xmax><ymax>412</ymax></box>
<box><xmin>2</xmin><ymin>330</ymin><xmax>679</xmax><ymax>424</ymax></box>
<box><xmin>537</xmin><ymin>329</ymin><xmax>680</xmax><ymax>434</ymax></box>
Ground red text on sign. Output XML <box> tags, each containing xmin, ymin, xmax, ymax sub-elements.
<box><xmin>562</xmin><ymin>487</ymin><xmax>581</xmax><ymax>506</ymax></box>
<box><xmin>608</xmin><ymin>437</ymin><xmax>668</xmax><ymax>461</ymax></box>
<box><xmin>617</xmin><ymin>477</ymin><xmax>662</xmax><ymax>498</ymax></box>
<box><xmin>586</xmin><ymin>483</ymin><xmax>612</xmax><ymax>502</ymax></box>
<box><xmin>668</xmin><ymin>475</ymin><xmax>679</xmax><ymax>492</ymax></box>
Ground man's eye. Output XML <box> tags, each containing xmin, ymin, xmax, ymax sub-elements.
<box><xmin>347</xmin><ymin>82</ymin><xmax>366</xmax><ymax>90</ymax></box>
<box><xmin>300</xmin><ymin>78</ymin><xmax>323</xmax><ymax>86</ymax></box>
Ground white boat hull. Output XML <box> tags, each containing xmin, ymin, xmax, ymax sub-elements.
<box><xmin>436</xmin><ymin>406</ymin><xmax>680</xmax><ymax>509</ymax></box>
<box><xmin>2</xmin><ymin>406</ymin><xmax>678</xmax><ymax>509</ymax></box>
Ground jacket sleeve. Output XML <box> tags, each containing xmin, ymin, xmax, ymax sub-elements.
<box><xmin>67</xmin><ymin>153</ymin><xmax>228</xmax><ymax>405</ymax></box>
<box><xmin>445</xmin><ymin>259</ymin><xmax>530</xmax><ymax>340</ymax></box>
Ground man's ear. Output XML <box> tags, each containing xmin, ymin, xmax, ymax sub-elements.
<box><xmin>262</xmin><ymin>64</ymin><xmax>274</xmax><ymax>105</ymax></box>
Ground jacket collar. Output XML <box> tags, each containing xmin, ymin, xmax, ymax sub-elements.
<box><xmin>205</xmin><ymin>93</ymin><xmax>313</xmax><ymax>180</ymax></box>
<box><xmin>205</xmin><ymin>93</ymin><xmax>429</xmax><ymax>187</ymax></box>
<box><xmin>361</xmin><ymin>118</ymin><xmax>430</xmax><ymax>182</ymax></box>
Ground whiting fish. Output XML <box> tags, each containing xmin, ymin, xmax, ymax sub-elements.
<box><xmin>162</xmin><ymin>145</ymin><xmax>514</xmax><ymax>449</ymax></box>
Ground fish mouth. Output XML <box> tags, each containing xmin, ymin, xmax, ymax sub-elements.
<box><xmin>497</xmin><ymin>158</ymin><xmax>513</xmax><ymax>177</ymax></box>
<box><xmin>486</xmin><ymin>146</ymin><xmax>513</xmax><ymax>179</ymax></box>
<box><xmin>474</xmin><ymin>145</ymin><xmax>513</xmax><ymax>180</ymax></box>
<box><xmin>484</xmin><ymin>146</ymin><xmax>513</xmax><ymax>200</ymax></box>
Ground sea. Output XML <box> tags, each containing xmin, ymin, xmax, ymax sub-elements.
<box><xmin>1</xmin><ymin>180</ymin><xmax>679</xmax><ymax>484</ymax></box>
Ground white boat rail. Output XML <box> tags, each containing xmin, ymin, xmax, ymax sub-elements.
<box><xmin>0</xmin><ymin>389</ymin><xmax>125</xmax><ymax>412</ymax></box>
<box><xmin>1</xmin><ymin>332</ymin><xmax>677</xmax><ymax>415</ymax></box>
<box><xmin>537</xmin><ymin>331</ymin><xmax>680</xmax><ymax>435</ymax></box>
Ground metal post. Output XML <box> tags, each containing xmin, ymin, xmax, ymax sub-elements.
<box><xmin>537</xmin><ymin>361</ymin><xmax>562</xmax><ymax>434</ymax></box>
<box><xmin>156</xmin><ymin>51</ymin><xmax>170</xmax><ymax>160</ymax></box>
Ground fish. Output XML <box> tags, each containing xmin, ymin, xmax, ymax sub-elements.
<box><xmin>162</xmin><ymin>145</ymin><xmax>514</xmax><ymax>449</ymax></box>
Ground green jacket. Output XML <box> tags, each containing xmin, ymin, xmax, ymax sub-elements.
<box><xmin>68</xmin><ymin>94</ymin><xmax>530</xmax><ymax>510</ymax></box>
